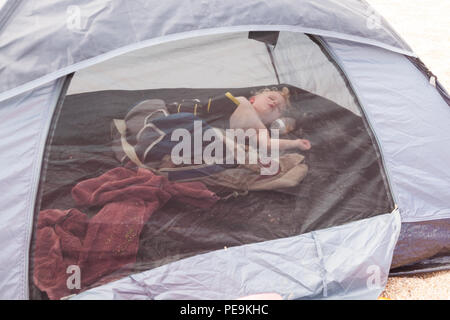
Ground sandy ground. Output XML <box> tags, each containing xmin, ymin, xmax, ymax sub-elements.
<box><xmin>367</xmin><ymin>0</ymin><xmax>450</xmax><ymax>300</ymax></box>
<box><xmin>380</xmin><ymin>270</ymin><xmax>450</xmax><ymax>300</ymax></box>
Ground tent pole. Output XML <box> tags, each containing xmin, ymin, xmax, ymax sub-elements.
<box><xmin>265</xmin><ymin>44</ymin><xmax>281</xmax><ymax>85</ymax></box>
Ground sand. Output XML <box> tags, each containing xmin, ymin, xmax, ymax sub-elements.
<box><xmin>380</xmin><ymin>271</ymin><xmax>450</xmax><ymax>300</ymax></box>
<box><xmin>367</xmin><ymin>0</ymin><xmax>450</xmax><ymax>300</ymax></box>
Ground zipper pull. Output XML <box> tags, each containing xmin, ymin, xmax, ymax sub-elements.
<box><xmin>430</xmin><ymin>75</ymin><xmax>437</xmax><ymax>87</ymax></box>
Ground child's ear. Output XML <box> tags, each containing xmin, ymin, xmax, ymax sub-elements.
<box><xmin>249</xmin><ymin>96</ymin><xmax>256</xmax><ymax>104</ymax></box>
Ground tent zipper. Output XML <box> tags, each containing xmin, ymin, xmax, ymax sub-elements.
<box><xmin>405</xmin><ymin>56</ymin><xmax>450</xmax><ymax>107</ymax></box>
<box><xmin>310</xmin><ymin>35</ymin><xmax>399</xmax><ymax>210</ymax></box>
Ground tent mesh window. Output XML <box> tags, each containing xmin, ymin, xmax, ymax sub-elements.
<box><xmin>29</xmin><ymin>31</ymin><xmax>395</xmax><ymax>300</ymax></box>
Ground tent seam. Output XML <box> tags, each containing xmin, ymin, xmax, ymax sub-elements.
<box><xmin>0</xmin><ymin>0</ymin><xmax>23</xmax><ymax>36</ymax></box>
<box><xmin>311</xmin><ymin>231</ymin><xmax>328</xmax><ymax>298</ymax></box>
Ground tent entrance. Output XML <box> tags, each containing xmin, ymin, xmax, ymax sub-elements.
<box><xmin>29</xmin><ymin>31</ymin><xmax>395</xmax><ymax>300</ymax></box>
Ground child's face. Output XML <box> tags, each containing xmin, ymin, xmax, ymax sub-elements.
<box><xmin>251</xmin><ymin>91</ymin><xmax>287</xmax><ymax>125</ymax></box>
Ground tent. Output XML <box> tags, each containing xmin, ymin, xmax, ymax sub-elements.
<box><xmin>0</xmin><ymin>0</ymin><xmax>449</xmax><ymax>300</ymax></box>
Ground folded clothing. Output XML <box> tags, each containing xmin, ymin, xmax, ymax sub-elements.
<box><xmin>33</xmin><ymin>167</ymin><xmax>219</xmax><ymax>300</ymax></box>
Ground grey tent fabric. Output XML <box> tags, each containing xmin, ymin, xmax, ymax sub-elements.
<box><xmin>323</xmin><ymin>37</ymin><xmax>450</xmax><ymax>223</ymax></box>
<box><xmin>0</xmin><ymin>0</ymin><xmax>414</xmax><ymax>102</ymax></box>
<box><xmin>70</xmin><ymin>211</ymin><xmax>401</xmax><ymax>300</ymax></box>
<box><xmin>0</xmin><ymin>79</ymin><xmax>65</xmax><ymax>299</ymax></box>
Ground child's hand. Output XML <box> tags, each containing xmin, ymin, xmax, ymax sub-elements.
<box><xmin>296</xmin><ymin>139</ymin><xmax>311</xmax><ymax>151</ymax></box>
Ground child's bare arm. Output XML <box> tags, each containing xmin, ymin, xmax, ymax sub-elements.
<box><xmin>258</xmin><ymin>130</ymin><xmax>311</xmax><ymax>151</ymax></box>
<box><xmin>229</xmin><ymin>97</ymin><xmax>266</xmax><ymax>130</ymax></box>
<box><xmin>277</xmin><ymin>138</ymin><xmax>311</xmax><ymax>151</ymax></box>
<box><xmin>230</xmin><ymin>97</ymin><xmax>311</xmax><ymax>151</ymax></box>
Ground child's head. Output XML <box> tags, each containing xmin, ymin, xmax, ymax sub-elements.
<box><xmin>249</xmin><ymin>87</ymin><xmax>290</xmax><ymax>125</ymax></box>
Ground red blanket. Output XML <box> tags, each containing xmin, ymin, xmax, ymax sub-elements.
<box><xmin>33</xmin><ymin>167</ymin><xmax>219</xmax><ymax>300</ymax></box>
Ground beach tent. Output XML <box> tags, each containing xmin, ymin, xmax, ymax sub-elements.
<box><xmin>0</xmin><ymin>0</ymin><xmax>449</xmax><ymax>300</ymax></box>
